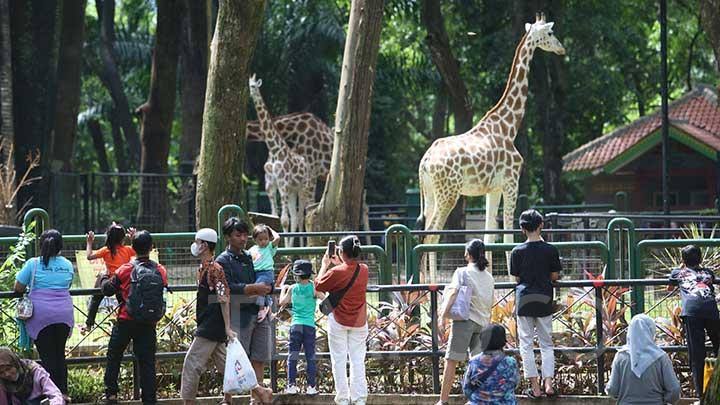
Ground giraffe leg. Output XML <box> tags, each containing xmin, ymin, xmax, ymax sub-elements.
<box><xmin>424</xmin><ymin>189</ymin><xmax>458</xmax><ymax>284</ymax></box>
<box><xmin>264</xmin><ymin>168</ymin><xmax>279</xmax><ymax>217</ymax></box>
<box><xmin>287</xmin><ymin>192</ymin><xmax>299</xmax><ymax>248</ymax></box>
<box><xmin>484</xmin><ymin>191</ymin><xmax>502</xmax><ymax>273</ymax></box>
<box><xmin>279</xmin><ymin>188</ymin><xmax>293</xmax><ymax>247</ymax></box>
<box><xmin>503</xmin><ymin>179</ymin><xmax>520</xmax><ymax>276</ymax></box>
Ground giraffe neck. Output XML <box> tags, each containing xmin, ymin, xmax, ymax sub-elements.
<box><xmin>479</xmin><ymin>33</ymin><xmax>535</xmax><ymax>140</ymax></box>
<box><xmin>250</xmin><ymin>91</ymin><xmax>288</xmax><ymax>161</ymax></box>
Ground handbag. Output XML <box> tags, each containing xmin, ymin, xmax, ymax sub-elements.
<box><xmin>446</xmin><ymin>268</ymin><xmax>472</xmax><ymax>321</ymax></box>
<box><xmin>16</xmin><ymin>258</ymin><xmax>38</xmax><ymax>320</ymax></box>
<box><xmin>320</xmin><ymin>264</ymin><xmax>360</xmax><ymax>315</ymax></box>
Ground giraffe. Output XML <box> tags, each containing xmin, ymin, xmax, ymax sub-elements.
<box><xmin>248</xmin><ymin>74</ymin><xmax>314</xmax><ymax>246</ymax></box>
<box><xmin>417</xmin><ymin>13</ymin><xmax>565</xmax><ymax>277</ymax></box>
<box><xmin>246</xmin><ymin>112</ymin><xmax>333</xmax><ymax>216</ymax></box>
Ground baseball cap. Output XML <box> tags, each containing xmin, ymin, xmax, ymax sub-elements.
<box><xmin>291</xmin><ymin>259</ymin><xmax>314</xmax><ymax>276</ymax></box>
<box><xmin>195</xmin><ymin>228</ymin><xmax>218</xmax><ymax>243</ymax></box>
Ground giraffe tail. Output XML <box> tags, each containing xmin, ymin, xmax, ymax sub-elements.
<box><xmin>415</xmin><ymin>166</ymin><xmax>427</xmax><ymax>230</ymax></box>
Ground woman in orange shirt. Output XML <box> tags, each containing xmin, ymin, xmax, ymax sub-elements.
<box><xmin>80</xmin><ymin>222</ymin><xmax>136</xmax><ymax>334</ymax></box>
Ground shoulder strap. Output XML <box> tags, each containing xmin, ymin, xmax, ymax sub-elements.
<box><xmin>29</xmin><ymin>257</ymin><xmax>39</xmax><ymax>292</ymax></box>
<box><xmin>333</xmin><ymin>264</ymin><xmax>361</xmax><ymax>302</ymax></box>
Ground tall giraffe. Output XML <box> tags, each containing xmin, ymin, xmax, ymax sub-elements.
<box><xmin>249</xmin><ymin>75</ymin><xmax>314</xmax><ymax>246</ymax></box>
<box><xmin>417</xmin><ymin>14</ymin><xmax>565</xmax><ymax>276</ymax></box>
<box><xmin>246</xmin><ymin>112</ymin><xmax>333</xmax><ymax>216</ymax></box>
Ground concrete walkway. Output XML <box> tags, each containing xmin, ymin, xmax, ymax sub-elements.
<box><xmin>98</xmin><ymin>394</ymin><xmax>700</xmax><ymax>404</ymax></box>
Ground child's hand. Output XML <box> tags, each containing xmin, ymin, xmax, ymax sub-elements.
<box><xmin>127</xmin><ymin>227</ymin><xmax>137</xmax><ymax>239</ymax></box>
<box><xmin>86</xmin><ymin>231</ymin><xmax>95</xmax><ymax>244</ymax></box>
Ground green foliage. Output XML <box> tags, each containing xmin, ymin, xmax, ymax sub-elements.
<box><xmin>68</xmin><ymin>366</ymin><xmax>105</xmax><ymax>403</ymax></box>
<box><xmin>0</xmin><ymin>221</ymin><xmax>36</xmax><ymax>349</ymax></box>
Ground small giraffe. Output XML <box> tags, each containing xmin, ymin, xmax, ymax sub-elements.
<box><xmin>417</xmin><ymin>14</ymin><xmax>565</xmax><ymax>276</ymax></box>
<box><xmin>249</xmin><ymin>75</ymin><xmax>314</xmax><ymax>246</ymax></box>
<box><xmin>246</xmin><ymin>112</ymin><xmax>333</xmax><ymax>216</ymax></box>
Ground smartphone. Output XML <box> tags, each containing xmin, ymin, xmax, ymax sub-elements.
<box><xmin>327</xmin><ymin>240</ymin><xmax>336</xmax><ymax>257</ymax></box>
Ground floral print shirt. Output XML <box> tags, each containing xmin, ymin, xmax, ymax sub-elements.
<box><xmin>463</xmin><ymin>352</ymin><xmax>519</xmax><ymax>404</ymax></box>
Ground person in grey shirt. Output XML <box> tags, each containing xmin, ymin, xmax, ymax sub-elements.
<box><xmin>606</xmin><ymin>314</ymin><xmax>680</xmax><ymax>404</ymax></box>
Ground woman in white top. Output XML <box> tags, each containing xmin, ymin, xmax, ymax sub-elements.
<box><xmin>436</xmin><ymin>239</ymin><xmax>495</xmax><ymax>405</ymax></box>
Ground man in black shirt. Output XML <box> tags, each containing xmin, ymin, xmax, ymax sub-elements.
<box><xmin>181</xmin><ymin>228</ymin><xmax>236</xmax><ymax>405</ymax></box>
<box><xmin>510</xmin><ymin>209</ymin><xmax>561</xmax><ymax>399</ymax></box>
<box><xmin>216</xmin><ymin>217</ymin><xmax>273</xmax><ymax>404</ymax></box>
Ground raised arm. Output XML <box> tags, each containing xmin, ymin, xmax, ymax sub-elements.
<box><xmin>86</xmin><ymin>231</ymin><xmax>99</xmax><ymax>260</ymax></box>
<box><xmin>269</xmin><ymin>226</ymin><xmax>281</xmax><ymax>247</ymax></box>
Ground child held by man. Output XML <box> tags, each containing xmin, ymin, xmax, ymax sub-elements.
<box><xmin>249</xmin><ymin>224</ymin><xmax>281</xmax><ymax>322</ymax></box>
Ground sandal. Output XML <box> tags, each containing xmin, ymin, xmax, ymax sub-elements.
<box><xmin>545</xmin><ymin>387</ymin><xmax>558</xmax><ymax>397</ymax></box>
<box><xmin>524</xmin><ymin>388</ymin><xmax>542</xmax><ymax>400</ymax></box>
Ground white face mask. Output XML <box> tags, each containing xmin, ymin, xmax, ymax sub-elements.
<box><xmin>190</xmin><ymin>242</ymin><xmax>204</xmax><ymax>257</ymax></box>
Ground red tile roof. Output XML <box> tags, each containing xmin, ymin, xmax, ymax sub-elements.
<box><xmin>563</xmin><ymin>85</ymin><xmax>720</xmax><ymax>173</ymax></box>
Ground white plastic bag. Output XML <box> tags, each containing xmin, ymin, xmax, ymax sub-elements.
<box><xmin>223</xmin><ymin>338</ymin><xmax>258</xmax><ymax>394</ymax></box>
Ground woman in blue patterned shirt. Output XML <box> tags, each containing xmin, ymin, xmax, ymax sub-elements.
<box><xmin>463</xmin><ymin>324</ymin><xmax>519</xmax><ymax>404</ymax></box>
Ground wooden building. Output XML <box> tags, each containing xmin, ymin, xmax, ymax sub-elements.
<box><xmin>563</xmin><ymin>85</ymin><xmax>720</xmax><ymax>212</ymax></box>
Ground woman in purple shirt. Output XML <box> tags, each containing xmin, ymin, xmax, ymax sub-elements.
<box><xmin>0</xmin><ymin>347</ymin><xmax>64</xmax><ymax>405</ymax></box>
<box><xmin>14</xmin><ymin>230</ymin><xmax>74</xmax><ymax>400</ymax></box>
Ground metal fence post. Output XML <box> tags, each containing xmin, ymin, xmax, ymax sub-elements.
<box><xmin>595</xmin><ymin>284</ymin><xmax>605</xmax><ymax>395</ymax></box>
<box><xmin>132</xmin><ymin>358</ymin><xmax>140</xmax><ymax>400</ymax></box>
<box><xmin>430</xmin><ymin>288</ymin><xmax>440</xmax><ymax>394</ymax></box>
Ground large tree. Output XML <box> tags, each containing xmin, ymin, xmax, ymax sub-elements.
<box><xmin>195</xmin><ymin>0</ymin><xmax>267</xmax><ymax>229</ymax></box>
<box><xmin>178</xmin><ymin>0</ymin><xmax>209</xmax><ymax>175</ymax></box>
<box><xmin>135</xmin><ymin>0</ymin><xmax>181</xmax><ymax>231</ymax></box>
<box><xmin>95</xmin><ymin>0</ymin><xmax>141</xmax><ymax>168</ymax></box>
<box><xmin>306</xmin><ymin>0</ymin><xmax>385</xmax><ymax>232</ymax></box>
<box><xmin>700</xmin><ymin>0</ymin><xmax>720</xmax><ymax>79</ymax></box>
<box><xmin>10</xmin><ymin>1</ymin><xmax>61</xmax><ymax>210</ymax></box>
<box><xmin>0</xmin><ymin>0</ymin><xmax>12</xmax><ymax>152</ymax></box>
<box><xmin>51</xmin><ymin>0</ymin><xmax>87</xmax><ymax>173</ymax></box>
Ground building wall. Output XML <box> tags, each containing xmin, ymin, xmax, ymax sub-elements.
<box><xmin>582</xmin><ymin>141</ymin><xmax>717</xmax><ymax>211</ymax></box>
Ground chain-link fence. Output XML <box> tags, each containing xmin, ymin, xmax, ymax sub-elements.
<box><xmin>49</xmin><ymin>172</ymin><xmax>196</xmax><ymax>234</ymax></box>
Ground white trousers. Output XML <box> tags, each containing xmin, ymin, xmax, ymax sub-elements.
<box><xmin>517</xmin><ymin>315</ymin><xmax>555</xmax><ymax>379</ymax></box>
<box><xmin>328</xmin><ymin>314</ymin><xmax>368</xmax><ymax>404</ymax></box>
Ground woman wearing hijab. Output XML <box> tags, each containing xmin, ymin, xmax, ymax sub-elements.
<box><xmin>462</xmin><ymin>324</ymin><xmax>519</xmax><ymax>404</ymax></box>
<box><xmin>606</xmin><ymin>314</ymin><xmax>680</xmax><ymax>404</ymax></box>
<box><xmin>0</xmin><ymin>347</ymin><xmax>64</xmax><ymax>405</ymax></box>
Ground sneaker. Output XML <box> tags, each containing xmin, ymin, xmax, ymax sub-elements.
<box><xmin>284</xmin><ymin>384</ymin><xmax>299</xmax><ymax>395</ymax></box>
<box><xmin>352</xmin><ymin>399</ymin><xmax>367</xmax><ymax>405</ymax></box>
<box><xmin>306</xmin><ymin>386</ymin><xmax>318</xmax><ymax>396</ymax></box>
<box><xmin>335</xmin><ymin>400</ymin><xmax>351</xmax><ymax>405</ymax></box>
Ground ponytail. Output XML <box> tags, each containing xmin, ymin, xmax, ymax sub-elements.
<box><xmin>39</xmin><ymin>229</ymin><xmax>63</xmax><ymax>266</ymax></box>
<box><xmin>466</xmin><ymin>239</ymin><xmax>489</xmax><ymax>271</ymax></box>
<box><xmin>340</xmin><ymin>235</ymin><xmax>362</xmax><ymax>258</ymax></box>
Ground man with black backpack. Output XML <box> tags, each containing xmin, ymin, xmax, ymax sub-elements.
<box><xmin>101</xmin><ymin>230</ymin><xmax>168</xmax><ymax>405</ymax></box>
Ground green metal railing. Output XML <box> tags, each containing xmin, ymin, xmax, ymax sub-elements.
<box><xmin>216</xmin><ymin>204</ymin><xmax>246</xmax><ymax>252</ymax></box>
<box><xmin>410</xmin><ymin>241</ymin><xmax>610</xmax><ymax>284</ymax></box>
<box><xmin>384</xmin><ymin>224</ymin><xmax>414</xmax><ymax>284</ymax></box>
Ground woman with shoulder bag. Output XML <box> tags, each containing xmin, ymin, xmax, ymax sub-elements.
<box><xmin>14</xmin><ymin>230</ymin><xmax>74</xmax><ymax>401</ymax></box>
<box><xmin>437</xmin><ymin>239</ymin><xmax>495</xmax><ymax>405</ymax></box>
<box><xmin>315</xmin><ymin>235</ymin><xmax>369</xmax><ymax>405</ymax></box>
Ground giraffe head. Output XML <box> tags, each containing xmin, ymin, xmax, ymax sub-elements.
<box><xmin>248</xmin><ymin>74</ymin><xmax>263</xmax><ymax>100</ymax></box>
<box><xmin>524</xmin><ymin>12</ymin><xmax>565</xmax><ymax>56</ymax></box>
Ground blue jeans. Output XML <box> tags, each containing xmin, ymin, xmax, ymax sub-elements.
<box><xmin>255</xmin><ymin>270</ymin><xmax>274</xmax><ymax>307</ymax></box>
<box><xmin>288</xmin><ymin>324</ymin><xmax>317</xmax><ymax>386</ymax></box>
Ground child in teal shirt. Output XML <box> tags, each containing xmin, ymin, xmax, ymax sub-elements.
<box><xmin>279</xmin><ymin>260</ymin><xmax>325</xmax><ymax>396</ymax></box>
<box><xmin>249</xmin><ymin>224</ymin><xmax>281</xmax><ymax>322</ymax></box>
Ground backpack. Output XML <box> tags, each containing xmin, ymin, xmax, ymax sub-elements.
<box><xmin>126</xmin><ymin>259</ymin><xmax>166</xmax><ymax>323</ymax></box>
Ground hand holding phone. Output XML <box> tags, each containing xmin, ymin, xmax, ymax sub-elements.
<box><xmin>327</xmin><ymin>240</ymin><xmax>336</xmax><ymax>257</ymax></box>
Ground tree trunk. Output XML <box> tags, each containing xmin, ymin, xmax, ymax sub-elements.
<box><xmin>96</xmin><ymin>0</ymin><xmax>141</xmax><ymax>168</ymax></box>
<box><xmin>305</xmin><ymin>0</ymin><xmax>384</xmax><ymax>234</ymax></box>
<box><xmin>0</xmin><ymin>0</ymin><xmax>13</xmax><ymax>155</ymax></box>
<box><xmin>700</xmin><ymin>0</ymin><xmax>720</xmax><ymax>78</ymax></box>
<box><xmin>135</xmin><ymin>0</ymin><xmax>181</xmax><ymax>232</ymax></box>
<box><xmin>195</xmin><ymin>0</ymin><xmax>266</xmax><ymax>229</ymax></box>
<box><xmin>430</xmin><ymin>83</ymin><xmax>447</xmax><ymax>141</ymax></box>
<box><xmin>88</xmin><ymin>119</ymin><xmax>114</xmax><ymax>198</ymax></box>
<box><xmin>421</xmin><ymin>0</ymin><xmax>471</xmax><ymax>240</ymax></box>
<box><xmin>110</xmin><ymin>112</ymin><xmax>129</xmax><ymax>195</ymax></box>
<box><xmin>10</xmin><ymin>1</ymin><xmax>61</xmax><ymax>210</ymax></box>
<box><xmin>51</xmin><ymin>0</ymin><xmax>86</xmax><ymax>173</ymax></box>
<box><xmin>179</xmin><ymin>0</ymin><xmax>209</xmax><ymax>176</ymax></box>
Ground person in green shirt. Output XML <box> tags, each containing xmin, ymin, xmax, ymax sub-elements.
<box><xmin>279</xmin><ymin>260</ymin><xmax>325</xmax><ymax>396</ymax></box>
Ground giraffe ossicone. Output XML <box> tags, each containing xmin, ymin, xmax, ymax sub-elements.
<box><xmin>417</xmin><ymin>14</ymin><xmax>565</xmax><ymax>277</ymax></box>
